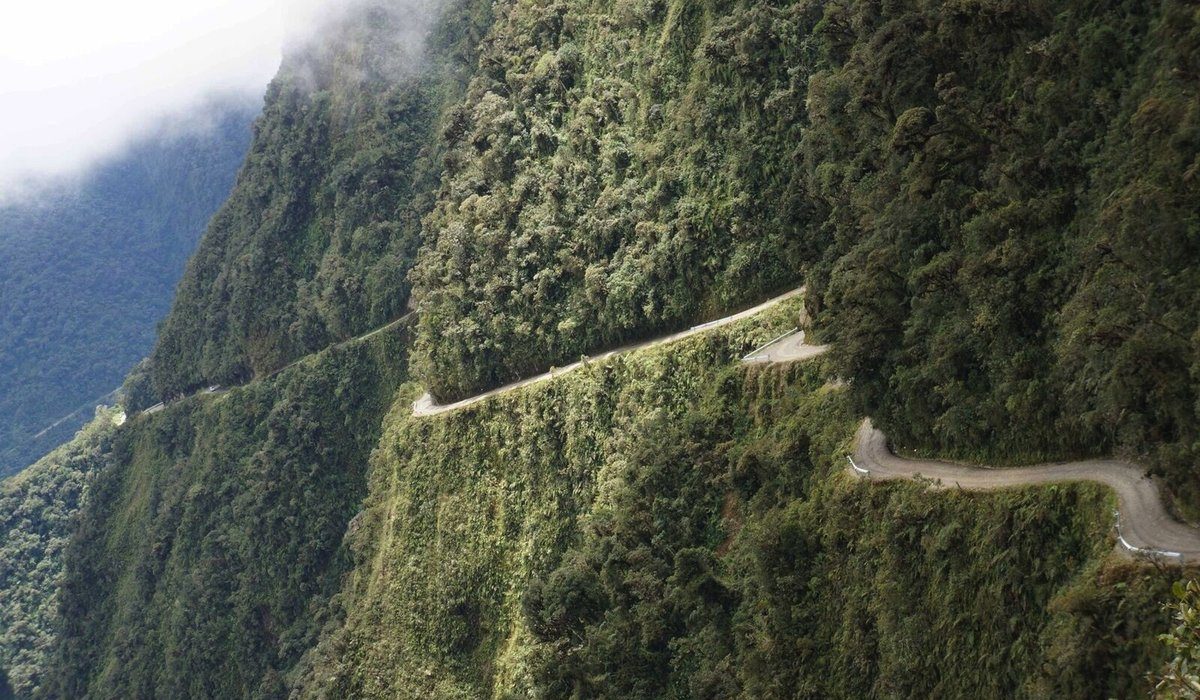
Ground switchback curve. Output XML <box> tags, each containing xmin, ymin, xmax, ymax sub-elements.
<box><xmin>849</xmin><ymin>418</ymin><xmax>1200</xmax><ymax>563</ymax></box>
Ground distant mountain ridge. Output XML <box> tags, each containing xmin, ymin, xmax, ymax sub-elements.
<box><xmin>0</xmin><ymin>96</ymin><xmax>258</xmax><ymax>477</ymax></box>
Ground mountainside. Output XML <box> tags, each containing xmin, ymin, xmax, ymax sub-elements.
<box><xmin>799</xmin><ymin>0</ymin><xmax>1200</xmax><ymax>509</ymax></box>
<box><xmin>148</xmin><ymin>1</ymin><xmax>491</xmax><ymax>399</ymax></box>
<box><xmin>408</xmin><ymin>0</ymin><xmax>813</xmax><ymax>401</ymax></box>
<box><xmin>2</xmin><ymin>0</ymin><xmax>1198</xmax><ymax>697</ymax></box>
<box><xmin>0</xmin><ymin>101</ymin><xmax>255</xmax><ymax>477</ymax></box>
<box><xmin>51</xmin><ymin>322</ymin><xmax>410</xmax><ymax>698</ymax></box>
<box><xmin>405</xmin><ymin>0</ymin><xmax>1200</xmax><ymax>510</ymax></box>
<box><xmin>307</xmin><ymin>306</ymin><xmax>1169</xmax><ymax>698</ymax></box>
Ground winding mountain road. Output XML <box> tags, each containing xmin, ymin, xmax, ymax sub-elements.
<box><xmin>849</xmin><ymin>418</ymin><xmax>1200</xmax><ymax>563</ymax></box>
<box><xmin>410</xmin><ymin>289</ymin><xmax>1200</xmax><ymax>564</ymax></box>
<box><xmin>132</xmin><ymin>279</ymin><xmax>1196</xmax><ymax>564</ymax></box>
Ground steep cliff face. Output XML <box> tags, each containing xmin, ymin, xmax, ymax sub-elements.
<box><xmin>50</xmin><ymin>323</ymin><xmax>411</xmax><ymax>698</ymax></box>
<box><xmin>149</xmin><ymin>0</ymin><xmax>1200</xmax><ymax>499</ymax></box>
<box><xmin>33</xmin><ymin>3</ymin><xmax>494</xmax><ymax>696</ymax></box>
<box><xmin>405</xmin><ymin>0</ymin><xmax>1200</xmax><ymax>506</ymax></box>
<box><xmin>408</xmin><ymin>1</ymin><xmax>817</xmax><ymax>401</ymax></box>
<box><xmin>305</xmin><ymin>307</ymin><xmax>1169</xmax><ymax>699</ymax></box>
<box><xmin>797</xmin><ymin>0</ymin><xmax>1200</xmax><ymax>508</ymax></box>
<box><xmin>7</xmin><ymin>0</ymin><xmax>1200</xmax><ymax>697</ymax></box>
<box><xmin>149</xmin><ymin>0</ymin><xmax>491</xmax><ymax>399</ymax></box>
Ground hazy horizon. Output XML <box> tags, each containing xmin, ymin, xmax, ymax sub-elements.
<box><xmin>0</xmin><ymin>0</ymin><xmax>354</xmax><ymax>198</ymax></box>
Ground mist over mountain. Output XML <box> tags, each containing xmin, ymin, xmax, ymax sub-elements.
<box><xmin>0</xmin><ymin>96</ymin><xmax>258</xmax><ymax>476</ymax></box>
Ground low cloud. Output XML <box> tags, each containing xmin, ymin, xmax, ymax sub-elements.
<box><xmin>0</xmin><ymin>0</ymin><xmax>357</xmax><ymax>197</ymax></box>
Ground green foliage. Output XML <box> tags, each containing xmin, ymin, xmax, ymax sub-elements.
<box><xmin>118</xmin><ymin>359</ymin><xmax>158</xmax><ymax>414</ymax></box>
<box><xmin>1154</xmin><ymin>579</ymin><xmax>1200</xmax><ymax>699</ymax></box>
<box><xmin>45</xmin><ymin>322</ymin><xmax>411</xmax><ymax>698</ymax></box>
<box><xmin>411</xmin><ymin>0</ymin><xmax>815</xmax><ymax>401</ymax></box>
<box><xmin>16</xmin><ymin>0</ymin><xmax>1200</xmax><ymax>695</ymax></box>
<box><xmin>0</xmin><ymin>103</ymin><xmax>254</xmax><ymax>477</ymax></box>
<box><xmin>403</xmin><ymin>0</ymin><xmax>1200</xmax><ymax>514</ymax></box>
<box><xmin>0</xmin><ymin>409</ymin><xmax>119</xmax><ymax>698</ymax></box>
<box><xmin>310</xmin><ymin>312</ymin><xmax>1172</xmax><ymax>699</ymax></box>
<box><xmin>795</xmin><ymin>0</ymin><xmax>1200</xmax><ymax>508</ymax></box>
<box><xmin>149</xmin><ymin>0</ymin><xmax>494</xmax><ymax>399</ymax></box>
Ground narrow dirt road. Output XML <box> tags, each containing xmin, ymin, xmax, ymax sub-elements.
<box><xmin>849</xmin><ymin>418</ymin><xmax>1200</xmax><ymax>562</ymax></box>
<box><xmin>413</xmin><ymin>286</ymin><xmax>810</xmax><ymax>417</ymax></box>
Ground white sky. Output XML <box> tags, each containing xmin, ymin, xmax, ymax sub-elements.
<box><xmin>0</xmin><ymin>0</ymin><xmax>331</xmax><ymax>195</ymax></box>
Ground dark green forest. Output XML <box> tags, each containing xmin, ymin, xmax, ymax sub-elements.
<box><xmin>799</xmin><ymin>0</ymin><xmax>1200</xmax><ymax>510</ymax></box>
<box><xmin>403</xmin><ymin>0</ymin><xmax>1200</xmax><ymax>513</ymax></box>
<box><xmin>0</xmin><ymin>100</ymin><xmax>255</xmax><ymax>477</ymax></box>
<box><xmin>314</xmin><ymin>307</ymin><xmax>1172</xmax><ymax>699</ymax></box>
<box><xmin>0</xmin><ymin>409</ymin><xmax>118</xmax><ymax>697</ymax></box>
<box><xmin>409</xmin><ymin>0</ymin><xmax>814</xmax><ymax>401</ymax></box>
<box><xmin>0</xmin><ymin>0</ymin><xmax>1197</xmax><ymax>697</ymax></box>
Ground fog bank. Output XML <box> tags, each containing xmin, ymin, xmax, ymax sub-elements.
<box><xmin>0</xmin><ymin>0</ymin><xmax>368</xmax><ymax>197</ymax></box>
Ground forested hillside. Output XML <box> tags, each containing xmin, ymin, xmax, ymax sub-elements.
<box><xmin>31</xmin><ymin>2</ymin><xmax>490</xmax><ymax>696</ymax></box>
<box><xmin>409</xmin><ymin>0</ymin><xmax>814</xmax><ymax>401</ymax></box>
<box><xmin>148</xmin><ymin>0</ymin><xmax>491</xmax><ymax>399</ymax></box>
<box><xmin>0</xmin><ymin>102</ymin><xmax>254</xmax><ymax>477</ymax></box>
<box><xmin>799</xmin><ymin>0</ymin><xmax>1200</xmax><ymax>510</ymax></box>
<box><xmin>304</xmin><ymin>304</ymin><xmax>1172</xmax><ymax>699</ymax></box>
<box><xmin>4</xmin><ymin>0</ymin><xmax>1198</xmax><ymax>697</ymax></box>
<box><xmin>49</xmin><ymin>322</ymin><xmax>410</xmax><ymax>698</ymax></box>
<box><xmin>407</xmin><ymin>0</ymin><xmax>1200</xmax><ymax>513</ymax></box>
<box><xmin>0</xmin><ymin>409</ymin><xmax>119</xmax><ymax>697</ymax></box>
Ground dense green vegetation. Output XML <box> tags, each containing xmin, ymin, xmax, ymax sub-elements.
<box><xmin>1154</xmin><ymin>579</ymin><xmax>1200</xmax><ymax>698</ymax></box>
<box><xmin>0</xmin><ymin>409</ymin><xmax>118</xmax><ymax>698</ymax></box>
<box><xmin>0</xmin><ymin>102</ymin><xmax>254</xmax><ymax>477</ymax></box>
<box><xmin>406</xmin><ymin>0</ymin><xmax>1200</xmax><ymax>513</ymax></box>
<box><xmin>309</xmin><ymin>306</ymin><xmax>1175</xmax><ymax>698</ymax></box>
<box><xmin>799</xmin><ymin>0</ymin><xmax>1200</xmax><ymax>509</ymax></box>
<box><xmin>409</xmin><ymin>0</ymin><xmax>814</xmax><ymax>400</ymax></box>
<box><xmin>148</xmin><ymin>0</ymin><xmax>493</xmax><ymax>399</ymax></box>
<box><xmin>47</xmin><ymin>321</ymin><xmax>410</xmax><ymax>698</ymax></box>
